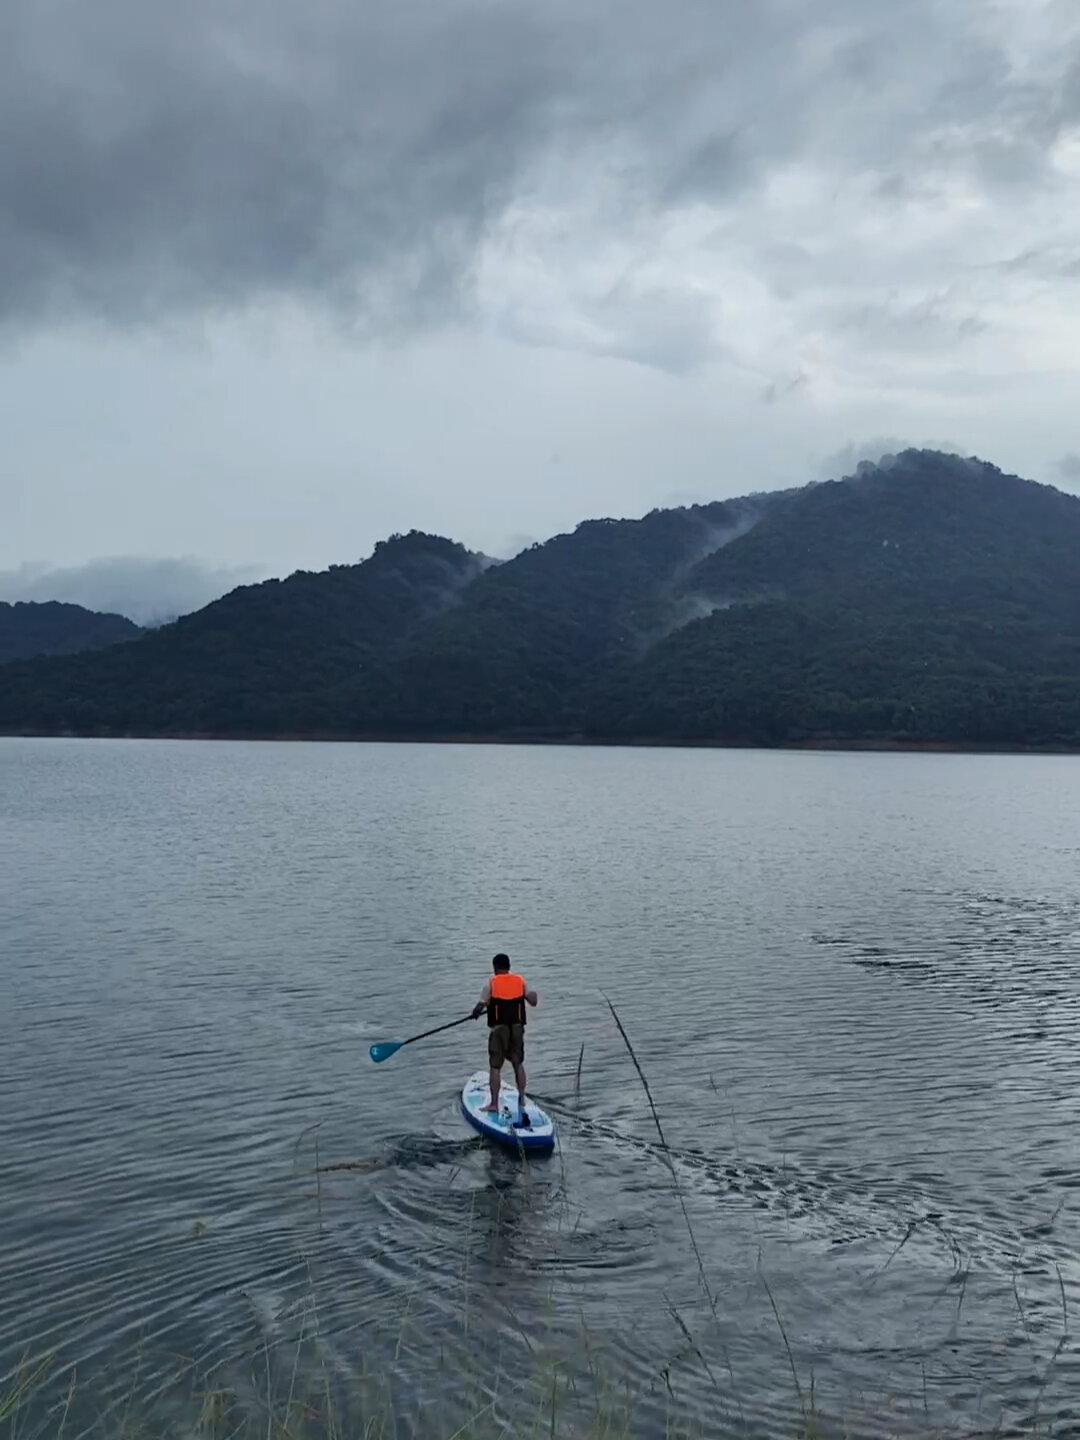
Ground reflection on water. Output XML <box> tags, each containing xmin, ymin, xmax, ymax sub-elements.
<box><xmin>3</xmin><ymin>739</ymin><xmax>1080</xmax><ymax>1438</ymax></box>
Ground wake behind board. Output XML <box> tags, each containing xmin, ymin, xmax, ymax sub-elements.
<box><xmin>460</xmin><ymin>1071</ymin><xmax>556</xmax><ymax>1154</ymax></box>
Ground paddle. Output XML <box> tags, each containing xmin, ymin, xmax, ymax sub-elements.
<box><xmin>368</xmin><ymin>1013</ymin><xmax>475</xmax><ymax>1064</ymax></box>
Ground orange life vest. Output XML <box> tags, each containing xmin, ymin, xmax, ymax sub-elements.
<box><xmin>488</xmin><ymin>972</ymin><xmax>527</xmax><ymax>1028</ymax></box>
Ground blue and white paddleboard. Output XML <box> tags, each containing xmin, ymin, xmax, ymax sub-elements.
<box><xmin>460</xmin><ymin>1070</ymin><xmax>556</xmax><ymax>1154</ymax></box>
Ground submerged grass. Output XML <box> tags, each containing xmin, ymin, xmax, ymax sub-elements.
<box><xmin>1</xmin><ymin>1345</ymin><xmax>702</xmax><ymax>1440</ymax></box>
<box><xmin>5</xmin><ymin>1015</ymin><xmax>1073</xmax><ymax>1440</ymax></box>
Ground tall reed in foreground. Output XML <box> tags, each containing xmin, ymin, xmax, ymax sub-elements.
<box><xmin>5</xmin><ymin>1008</ymin><xmax>1071</xmax><ymax>1440</ymax></box>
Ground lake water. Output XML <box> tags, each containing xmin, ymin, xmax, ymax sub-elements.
<box><xmin>3</xmin><ymin>737</ymin><xmax>1080</xmax><ymax>1439</ymax></box>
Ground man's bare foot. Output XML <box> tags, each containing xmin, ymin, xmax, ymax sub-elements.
<box><xmin>483</xmin><ymin>1104</ymin><xmax>500</xmax><ymax>1113</ymax></box>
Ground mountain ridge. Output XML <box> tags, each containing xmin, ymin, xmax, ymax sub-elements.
<box><xmin>0</xmin><ymin>600</ymin><xmax>142</xmax><ymax>665</ymax></box>
<box><xmin>3</xmin><ymin>451</ymin><xmax>1080</xmax><ymax>749</ymax></box>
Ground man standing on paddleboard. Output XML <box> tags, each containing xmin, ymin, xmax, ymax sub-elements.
<box><xmin>471</xmin><ymin>953</ymin><xmax>538</xmax><ymax>1125</ymax></box>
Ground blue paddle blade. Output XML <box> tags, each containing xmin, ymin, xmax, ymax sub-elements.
<box><xmin>369</xmin><ymin>1040</ymin><xmax>402</xmax><ymax>1064</ymax></box>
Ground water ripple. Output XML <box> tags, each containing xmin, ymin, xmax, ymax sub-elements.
<box><xmin>5</xmin><ymin>740</ymin><xmax>1080</xmax><ymax>1438</ymax></box>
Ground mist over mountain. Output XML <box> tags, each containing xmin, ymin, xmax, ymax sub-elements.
<box><xmin>0</xmin><ymin>558</ymin><xmax>263</xmax><ymax>626</ymax></box>
<box><xmin>3</xmin><ymin>451</ymin><xmax>1080</xmax><ymax>749</ymax></box>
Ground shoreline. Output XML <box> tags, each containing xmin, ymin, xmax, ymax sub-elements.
<box><xmin>2</xmin><ymin>727</ymin><xmax>1079</xmax><ymax>755</ymax></box>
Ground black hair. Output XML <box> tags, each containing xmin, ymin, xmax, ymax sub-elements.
<box><xmin>492</xmin><ymin>953</ymin><xmax>511</xmax><ymax>972</ymax></box>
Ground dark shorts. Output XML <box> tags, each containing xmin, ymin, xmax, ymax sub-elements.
<box><xmin>488</xmin><ymin>1023</ymin><xmax>524</xmax><ymax>1069</ymax></box>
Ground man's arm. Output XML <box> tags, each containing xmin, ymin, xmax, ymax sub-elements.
<box><xmin>471</xmin><ymin>980</ymin><xmax>491</xmax><ymax>1020</ymax></box>
<box><xmin>525</xmin><ymin>986</ymin><xmax>538</xmax><ymax>1007</ymax></box>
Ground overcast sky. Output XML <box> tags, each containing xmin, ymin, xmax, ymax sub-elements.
<box><xmin>2</xmin><ymin>0</ymin><xmax>1079</xmax><ymax>618</ymax></box>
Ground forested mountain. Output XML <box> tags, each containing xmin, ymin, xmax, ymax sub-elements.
<box><xmin>0</xmin><ymin>533</ymin><xmax>486</xmax><ymax>735</ymax></box>
<box><xmin>3</xmin><ymin>451</ymin><xmax>1080</xmax><ymax>747</ymax></box>
<box><xmin>581</xmin><ymin>452</ymin><xmax>1080</xmax><ymax>745</ymax></box>
<box><xmin>0</xmin><ymin>601</ymin><xmax>141</xmax><ymax>664</ymax></box>
<box><xmin>338</xmin><ymin>496</ymin><xmax>777</xmax><ymax>735</ymax></box>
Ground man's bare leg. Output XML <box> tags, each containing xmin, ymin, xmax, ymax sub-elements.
<box><xmin>512</xmin><ymin>1061</ymin><xmax>528</xmax><ymax>1121</ymax></box>
<box><xmin>484</xmin><ymin>1066</ymin><xmax>502</xmax><ymax>1112</ymax></box>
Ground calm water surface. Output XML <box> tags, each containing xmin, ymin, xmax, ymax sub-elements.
<box><xmin>3</xmin><ymin>738</ymin><xmax>1080</xmax><ymax>1438</ymax></box>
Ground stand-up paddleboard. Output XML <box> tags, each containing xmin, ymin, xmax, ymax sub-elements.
<box><xmin>460</xmin><ymin>1071</ymin><xmax>556</xmax><ymax>1154</ymax></box>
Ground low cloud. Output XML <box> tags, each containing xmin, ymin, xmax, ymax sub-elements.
<box><xmin>2</xmin><ymin>0</ymin><xmax>1078</xmax><ymax>374</ymax></box>
<box><xmin>816</xmin><ymin>437</ymin><xmax>968</xmax><ymax>481</ymax></box>
<box><xmin>814</xmin><ymin>439</ymin><xmax>911</xmax><ymax>481</ymax></box>
<box><xmin>496</xmin><ymin>534</ymin><xmax>542</xmax><ymax>560</ymax></box>
<box><xmin>0</xmin><ymin>556</ymin><xmax>263</xmax><ymax>624</ymax></box>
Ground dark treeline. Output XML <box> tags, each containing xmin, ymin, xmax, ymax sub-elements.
<box><xmin>4</xmin><ymin>451</ymin><xmax>1080</xmax><ymax>748</ymax></box>
<box><xmin>0</xmin><ymin>600</ymin><xmax>141</xmax><ymax>665</ymax></box>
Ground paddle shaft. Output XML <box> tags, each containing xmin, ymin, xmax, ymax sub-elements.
<box><xmin>394</xmin><ymin>1013</ymin><xmax>474</xmax><ymax>1051</ymax></box>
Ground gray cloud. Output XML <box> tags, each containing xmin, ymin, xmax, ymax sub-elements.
<box><xmin>1058</xmin><ymin>453</ymin><xmax>1080</xmax><ymax>481</ymax></box>
<box><xmin>994</xmin><ymin>246</ymin><xmax>1080</xmax><ymax>279</ymax></box>
<box><xmin>0</xmin><ymin>557</ymin><xmax>262</xmax><ymax>624</ymax></box>
<box><xmin>815</xmin><ymin>439</ymin><xmax>909</xmax><ymax>481</ymax></box>
<box><xmin>761</xmin><ymin>372</ymin><xmax>810</xmax><ymax>405</ymax></box>
<box><xmin>828</xmin><ymin>294</ymin><xmax>989</xmax><ymax>351</ymax></box>
<box><xmin>2</xmin><ymin>0</ymin><xmax>1077</xmax><ymax>371</ymax></box>
<box><xmin>814</xmin><ymin>437</ymin><xmax>970</xmax><ymax>482</ymax></box>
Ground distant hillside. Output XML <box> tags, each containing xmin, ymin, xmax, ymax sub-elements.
<box><xmin>0</xmin><ymin>532</ymin><xmax>487</xmax><ymax>735</ymax></box>
<box><xmin>0</xmin><ymin>601</ymin><xmax>141</xmax><ymax>664</ymax></box>
<box><xmin>581</xmin><ymin>452</ymin><xmax>1080</xmax><ymax>746</ymax></box>
<box><xmin>340</xmin><ymin>496</ymin><xmax>777</xmax><ymax>735</ymax></box>
<box><xmin>3</xmin><ymin>452</ymin><xmax>1080</xmax><ymax>748</ymax></box>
